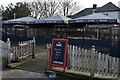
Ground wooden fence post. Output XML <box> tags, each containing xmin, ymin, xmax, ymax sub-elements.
<box><xmin>118</xmin><ymin>58</ymin><xmax>120</xmax><ymax>77</ymax></box>
<box><xmin>90</xmin><ymin>45</ymin><xmax>96</xmax><ymax>77</ymax></box>
<box><xmin>78</xmin><ymin>47</ymin><xmax>81</xmax><ymax>71</ymax></box>
<box><xmin>101</xmin><ymin>53</ymin><xmax>105</xmax><ymax>75</ymax></box>
<box><xmin>97</xmin><ymin>52</ymin><xmax>101</xmax><ymax>74</ymax></box>
<box><xmin>69</xmin><ymin>45</ymin><xmax>72</xmax><ymax>69</ymax></box>
<box><xmin>109</xmin><ymin>56</ymin><xmax>112</xmax><ymax>76</ymax></box>
<box><xmin>74</xmin><ymin>46</ymin><xmax>78</xmax><ymax>71</ymax></box>
<box><xmin>7</xmin><ymin>38</ymin><xmax>11</xmax><ymax>64</ymax></box>
<box><xmin>72</xmin><ymin>45</ymin><xmax>75</xmax><ymax>70</ymax></box>
<box><xmin>105</xmin><ymin>54</ymin><xmax>109</xmax><ymax>75</ymax></box>
<box><xmin>47</xmin><ymin>44</ymin><xmax>51</xmax><ymax>65</ymax></box>
<box><xmin>32</xmin><ymin>37</ymin><xmax>35</xmax><ymax>59</ymax></box>
<box><xmin>67</xmin><ymin>45</ymin><xmax>70</xmax><ymax>70</ymax></box>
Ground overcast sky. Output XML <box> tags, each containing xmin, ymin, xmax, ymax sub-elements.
<box><xmin>0</xmin><ymin>0</ymin><xmax>120</xmax><ymax>10</ymax></box>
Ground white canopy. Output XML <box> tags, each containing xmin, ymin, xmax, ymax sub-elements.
<box><xmin>69</xmin><ymin>13</ymin><xmax>117</xmax><ymax>23</ymax></box>
<box><xmin>32</xmin><ymin>15</ymin><xmax>71</xmax><ymax>24</ymax></box>
<box><xmin>3</xmin><ymin>17</ymin><xmax>36</xmax><ymax>24</ymax></box>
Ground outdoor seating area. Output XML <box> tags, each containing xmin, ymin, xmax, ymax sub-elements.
<box><xmin>0</xmin><ymin>2</ymin><xmax>120</xmax><ymax>79</ymax></box>
<box><xmin>2</xmin><ymin>13</ymin><xmax>120</xmax><ymax>58</ymax></box>
<box><xmin>47</xmin><ymin>44</ymin><xmax>120</xmax><ymax>78</ymax></box>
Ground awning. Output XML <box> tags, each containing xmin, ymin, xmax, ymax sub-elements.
<box><xmin>69</xmin><ymin>13</ymin><xmax>117</xmax><ymax>23</ymax></box>
<box><xmin>2</xmin><ymin>17</ymin><xmax>36</xmax><ymax>24</ymax></box>
<box><xmin>31</xmin><ymin>15</ymin><xmax>71</xmax><ymax>24</ymax></box>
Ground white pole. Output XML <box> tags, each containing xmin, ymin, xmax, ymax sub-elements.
<box><xmin>7</xmin><ymin>38</ymin><xmax>11</xmax><ymax>64</ymax></box>
<box><xmin>13</xmin><ymin>13</ymin><xmax>16</xmax><ymax>19</ymax></box>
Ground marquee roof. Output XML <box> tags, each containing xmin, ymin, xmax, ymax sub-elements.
<box><xmin>69</xmin><ymin>13</ymin><xmax>117</xmax><ymax>23</ymax></box>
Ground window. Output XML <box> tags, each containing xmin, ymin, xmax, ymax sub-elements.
<box><xmin>112</xmin><ymin>28</ymin><xmax>120</xmax><ymax>45</ymax></box>
<box><xmin>99</xmin><ymin>28</ymin><xmax>110</xmax><ymax>40</ymax></box>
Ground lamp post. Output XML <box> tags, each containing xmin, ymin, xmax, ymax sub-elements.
<box><xmin>13</xmin><ymin>13</ymin><xmax>16</xmax><ymax>19</ymax></box>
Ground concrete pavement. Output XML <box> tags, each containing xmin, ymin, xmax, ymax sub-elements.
<box><xmin>2</xmin><ymin>44</ymin><xmax>49</xmax><ymax>79</ymax></box>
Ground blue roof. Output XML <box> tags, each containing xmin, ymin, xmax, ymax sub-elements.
<box><xmin>31</xmin><ymin>15</ymin><xmax>71</xmax><ymax>24</ymax></box>
<box><xmin>2</xmin><ymin>17</ymin><xmax>36</xmax><ymax>24</ymax></box>
<box><xmin>69</xmin><ymin>13</ymin><xmax>117</xmax><ymax>23</ymax></box>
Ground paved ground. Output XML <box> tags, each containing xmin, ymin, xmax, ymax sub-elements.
<box><xmin>16</xmin><ymin>44</ymin><xmax>48</xmax><ymax>73</ymax></box>
<box><xmin>2</xmin><ymin>69</ymin><xmax>47</xmax><ymax>78</ymax></box>
<box><xmin>2</xmin><ymin>44</ymin><xmax>49</xmax><ymax>79</ymax></box>
<box><xmin>1</xmin><ymin>44</ymin><xmax>120</xmax><ymax>80</ymax></box>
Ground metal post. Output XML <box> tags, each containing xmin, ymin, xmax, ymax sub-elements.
<box><xmin>118</xmin><ymin>58</ymin><xmax>120</xmax><ymax>77</ymax></box>
<box><xmin>15</xmin><ymin>28</ymin><xmax>17</xmax><ymax>37</ymax></box>
<box><xmin>32</xmin><ymin>37</ymin><xmax>35</xmax><ymax>59</ymax></box>
<box><xmin>47</xmin><ymin>44</ymin><xmax>51</xmax><ymax>66</ymax></box>
<box><xmin>65</xmin><ymin>25</ymin><xmax>68</xmax><ymax>38</ymax></box>
<box><xmin>109</xmin><ymin>27</ymin><xmax>112</xmax><ymax>56</ymax></box>
<box><xmin>7</xmin><ymin>38</ymin><xmax>11</xmax><ymax>64</ymax></box>
<box><xmin>97</xmin><ymin>28</ymin><xmax>99</xmax><ymax>40</ymax></box>
<box><xmin>118</xmin><ymin>26</ymin><xmax>120</xmax><ymax>77</ymax></box>
<box><xmin>13</xmin><ymin>13</ymin><xmax>16</xmax><ymax>19</ymax></box>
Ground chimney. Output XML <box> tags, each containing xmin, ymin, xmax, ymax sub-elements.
<box><xmin>93</xmin><ymin>4</ymin><xmax>97</xmax><ymax>9</ymax></box>
<box><xmin>93</xmin><ymin>4</ymin><xmax>97</xmax><ymax>13</ymax></box>
<box><xmin>118</xmin><ymin>1</ymin><xmax>120</xmax><ymax>8</ymax></box>
<box><xmin>118</xmin><ymin>1</ymin><xmax>120</xmax><ymax>22</ymax></box>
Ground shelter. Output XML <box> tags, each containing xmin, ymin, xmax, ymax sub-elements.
<box><xmin>31</xmin><ymin>15</ymin><xmax>70</xmax><ymax>24</ymax></box>
<box><xmin>29</xmin><ymin>15</ymin><xmax>71</xmax><ymax>41</ymax></box>
<box><xmin>69</xmin><ymin>13</ymin><xmax>117</xmax><ymax>24</ymax></box>
<box><xmin>2</xmin><ymin>17</ymin><xmax>36</xmax><ymax>41</ymax></box>
<box><xmin>68</xmin><ymin>13</ymin><xmax>120</xmax><ymax>58</ymax></box>
<box><xmin>2</xmin><ymin>15</ymin><xmax>71</xmax><ymax>44</ymax></box>
<box><xmin>2</xmin><ymin>17</ymin><xmax>36</xmax><ymax>25</ymax></box>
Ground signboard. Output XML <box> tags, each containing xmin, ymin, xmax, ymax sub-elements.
<box><xmin>49</xmin><ymin>38</ymin><xmax>68</xmax><ymax>71</ymax></box>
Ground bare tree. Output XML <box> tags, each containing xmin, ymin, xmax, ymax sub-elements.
<box><xmin>58</xmin><ymin>0</ymin><xmax>80</xmax><ymax>17</ymax></box>
<box><xmin>28</xmin><ymin>1</ymin><xmax>44</xmax><ymax>18</ymax></box>
<box><xmin>0</xmin><ymin>5</ymin><xmax>5</xmax><ymax>11</ymax></box>
<box><xmin>28</xmin><ymin>0</ymin><xmax>59</xmax><ymax>19</ymax></box>
<box><xmin>26</xmin><ymin>0</ymin><xmax>80</xmax><ymax>18</ymax></box>
<box><xmin>47</xmin><ymin>0</ymin><xmax>59</xmax><ymax>16</ymax></box>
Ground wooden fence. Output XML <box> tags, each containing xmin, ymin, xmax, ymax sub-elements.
<box><xmin>47</xmin><ymin>44</ymin><xmax>120</xmax><ymax>78</ymax></box>
<box><xmin>8</xmin><ymin>37</ymin><xmax>35</xmax><ymax>64</ymax></box>
<box><xmin>0</xmin><ymin>40</ymin><xmax>9</xmax><ymax>59</ymax></box>
<box><xmin>0</xmin><ymin>40</ymin><xmax>9</xmax><ymax>70</ymax></box>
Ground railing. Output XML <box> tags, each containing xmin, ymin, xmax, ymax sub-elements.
<box><xmin>47</xmin><ymin>44</ymin><xmax>120</xmax><ymax>78</ymax></box>
<box><xmin>0</xmin><ymin>40</ymin><xmax>9</xmax><ymax>70</ymax></box>
<box><xmin>0</xmin><ymin>40</ymin><xmax>9</xmax><ymax>59</ymax></box>
<box><xmin>8</xmin><ymin>37</ymin><xmax>35</xmax><ymax>64</ymax></box>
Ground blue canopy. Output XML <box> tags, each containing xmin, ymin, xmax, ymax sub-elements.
<box><xmin>69</xmin><ymin>13</ymin><xmax>117</xmax><ymax>23</ymax></box>
<box><xmin>31</xmin><ymin>15</ymin><xmax>71</xmax><ymax>24</ymax></box>
<box><xmin>2</xmin><ymin>17</ymin><xmax>36</xmax><ymax>24</ymax></box>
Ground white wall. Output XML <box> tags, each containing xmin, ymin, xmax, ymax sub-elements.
<box><xmin>99</xmin><ymin>11</ymin><xmax>120</xmax><ymax>19</ymax></box>
<box><xmin>118</xmin><ymin>1</ymin><xmax>120</xmax><ymax>21</ymax></box>
<box><xmin>118</xmin><ymin>1</ymin><xmax>120</xmax><ymax>8</ymax></box>
<box><xmin>0</xmin><ymin>40</ymin><xmax>8</xmax><ymax>58</ymax></box>
<box><xmin>119</xmin><ymin>11</ymin><xmax>120</xmax><ymax>19</ymax></box>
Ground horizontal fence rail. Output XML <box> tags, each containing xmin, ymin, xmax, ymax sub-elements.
<box><xmin>0</xmin><ymin>40</ymin><xmax>10</xmax><ymax>70</ymax></box>
<box><xmin>0</xmin><ymin>40</ymin><xmax>9</xmax><ymax>59</ymax></box>
<box><xmin>47</xmin><ymin>44</ymin><xmax>120</xmax><ymax>78</ymax></box>
<box><xmin>8</xmin><ymin>37</ymin><xmax>35</xmax><ymax>64</ymax></box>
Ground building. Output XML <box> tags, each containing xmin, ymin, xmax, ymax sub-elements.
<box><xmin>69</xmin><ymin>2</ymin><xmax>120</xmax><ymax>20</ymax></box>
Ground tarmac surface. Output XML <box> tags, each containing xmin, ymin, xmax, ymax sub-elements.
<box><xmin>2</xmin><ymin>44</ymin><xmax>49</xmax><ymax>79</ymax></box>
<box><xmin>1</xmin><ymin>44</ymin><xmax>120</xmax><ymax>80</ymax></box>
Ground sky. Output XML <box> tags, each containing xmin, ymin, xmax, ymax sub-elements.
<box><xmin>0</xmin><ymin>0</ymin><xmax>120</xmax><ymax>10</ymax></box>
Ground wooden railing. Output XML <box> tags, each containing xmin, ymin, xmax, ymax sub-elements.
<box><xmin>0</xmin><ymin>40</ymin><xmax>9</xmax><ymax>59</ymax></box>
<box><xmin>67</xmin><ymin>45</ymin><xmax>119</xmax><ymax>77</ymax></box>
<box><xmin>47</xmin><ymin>44</ymin><xmax>120</xmax><ymax>78</ymax></box>
<box><xmin>8</xmin><ymin>37</ymin><xmax>35</xmax><ymax>63</ymax></box>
